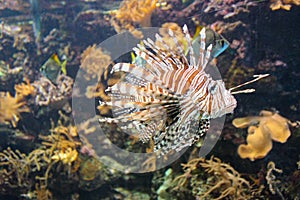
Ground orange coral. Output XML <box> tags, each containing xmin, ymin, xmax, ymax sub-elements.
<box><xmin>238</xmin><ymin>125</ymin><xmax>273</xmax><ymax>161</ymax></box>
<box><xmin>80</xmin><ymin>44</ymin><xmax>113</xmax><ymax>81</ymax></box>
<box><xmin>14</xmin><ymin>78</ymin><xmax>36</xmax><ymax>98</ymax></box>
<box><xmin>85</xmin><ymin>84</ymin><xmax>109</xmax><ymax>101</ymax></box>
<box><xmin>270</xmin><ymin>0</ymin><xmax>300</xmax><ymax>10</ymax></box>
<box><xmin>115</xmin><ymin>0</ymin><xmax>158</xmax><ymax>27</ymax></box>
<box><xmin>80</xmin><ymin>44</ymin><xmax>125</xmax><ymax>105</ymax></box>
<box><xmin>233</xmin><ymin>110</ymin><xmax>292</xmax><ymax>161</ymax></box>
<box><xmin>0</xmin><ymin>92</ymin><xmax>30</xmax><ymax>127</ymax></box>
<box><xmin>110</xmin><ymin>0</ymin><xmax>161</xmax><ymax>38</ymax></box>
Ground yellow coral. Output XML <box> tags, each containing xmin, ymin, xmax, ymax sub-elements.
<box><xmin>110</xmin><ymin>0</ymin><xmax>161</xmax><ymax>38</ymax></box>
<box><xmin>80</xmin><ymin>44</ymin><xmax>113</xmax><ymax>81</ymax></box>
<box><xmin>238</xmin><ymin>125</ymin><xmax>273</xmax><ymax>161</ymax></box>
<box><xmin>270</xmin><ymin>0</ymin><xmax>300</xmax><ymax>10</ymax></box>
<box><xmin>51</xmin><ymin>147</ymin><xmax>78</xmax><ymax>165</ymax></box>
<box><xmin>233</xmin><ymin>110</ymin><xmax>292</xmax><ymax>161</ymax></box>
<box><xmin>0</xmin><ymin>92</ymin><xmax>30</xmax><ymax>127</ymax></box>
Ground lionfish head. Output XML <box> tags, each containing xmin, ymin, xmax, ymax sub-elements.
<box><xmin>208</xmin><ymin>73</ymin><xmax>270</xmax><ymax>119</ymax></box>
<box><xmin>207</xmin><ymin>80</ymin><xmax>237</xmax><ymax>119</ymax></box>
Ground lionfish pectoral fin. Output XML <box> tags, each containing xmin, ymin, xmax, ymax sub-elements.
<box><xmin>139</xmin><ymin>120</ymin><xmax>164</xmax><ymax>143</ymax></box>
<box><xmin>153</xmin><ymin>114</ymin><xmax>210</xmax><ymax>156</ymax></box>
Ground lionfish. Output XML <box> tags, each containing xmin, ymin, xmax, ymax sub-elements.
<box><xmin>99</xmin><ymin>25</ymin><xmax>267</xmax><ymax>156</ymax></box>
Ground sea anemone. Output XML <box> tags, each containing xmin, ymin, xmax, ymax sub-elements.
<box><xmin>0</xmin><ymin>92</ymin><xmax>30</xmax><ymax>127</ymax></box>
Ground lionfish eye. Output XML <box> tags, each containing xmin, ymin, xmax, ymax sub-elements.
<box><xmin>208</xmin><ymin>82</ymin><xmax>218</xmax><ymax>94</ymax></box>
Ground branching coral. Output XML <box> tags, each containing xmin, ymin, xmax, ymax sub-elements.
<box><xmin>32</xmin><ymin>74</ymin><xmax>73</xmax><ymax>110</ymax></box>
<box><xmin>30</xmin><ymin>125</ymin><xmax>82</xmax><ymax>186</ymax></box>
<box><xmin>40</xmin><ymin>125</ymin><xmax>81</xmax><ymax>167</ymax></box>
<box><xmin>204</xmin><ymin>0</ymin><xmax>257</xmax><ymax>19</ymax></box>
<box><xmin>173</xmin><ymin>156</ymin><xmax>260</xmax><ymax>199</ymax></box>
<box><xmin>197</xmin><ymin>157</ymin><xmax>252</xmax><ymax>199</ymax></box>
<box><xmin>0</xmin><ymin>92</ymin><xmax>30</xmax><ymax>127</ymax></box>
<box><xmin>266</xmin><ymin>161</ymin><xmax>284</xmax><ymax>198</ymax></box>
<box><xmin>110</xmin><ymin>0</ymin><xmax>162</xmax><ymax>38</ymax></box>
<box><xmin>233</xmin><ymin>110</ymin><xmax>295</xmax><ymax>161</ymax></box>
<box><xmin>0</xmin><ymin>147</ymin><xmax>32</xmax><ymax>193</ymax></box>
<box><xmin>0</xmin><ymin>124</ymin><xmax>82</xmax><ymax>196</ymax></box>
<box><xmin>270</xmin><ymin>0</ymin><xmax>300</xmax><ymax>10</ymax></box>
<box><xmin>28</xmin><ymin>125</ymin><xmax>81</xmax><ymax>177</ymax></box>
<box><xmin>0</xmin><ymin>60</ymin><xmax>23</xmax><ymax>86</ymax></box>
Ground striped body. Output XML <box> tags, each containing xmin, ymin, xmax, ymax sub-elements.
<box><xmin>99</xmin><ymin>25</ymin><xmax>237</xmax><ymax>155</ymax></box>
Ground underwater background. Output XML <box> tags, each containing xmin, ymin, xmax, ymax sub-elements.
<box><xmin>0</xmin><ymin>0</ymin><xmax>300</xmax><ymax>199</ymax></box>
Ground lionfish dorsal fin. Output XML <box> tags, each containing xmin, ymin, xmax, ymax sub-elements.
<box><xmin>168</xmin><ymin>28</ymin><xmax>189</xmax><ymax>66</ymax></box>
<box><xmin>196</xmin><ymin>27</ymin><xmax>206</xmax><ymax>70</ymax></box>
<box><xmin>183</xmin><ymin>24</ymin><xmax>196</xmax><ymax>67</ymax></box>
<box><xmin>154</xmin><ymin>33</ymin><xmax>183</xmax><ymax>68</ymax></box>
<box><xmin>141</xmin><ymin>38</ymin><xmax>172</xmax><ymax>74</ymax></box>
<box><xmin>111</xmin><ymin>63</ymin><xmax>163</xmax><ymax>86</ymax></box>
<box><xmin>203</xmin><ymin>44</ymin><xmax>213</xmax><ymax>70</ymax></box>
